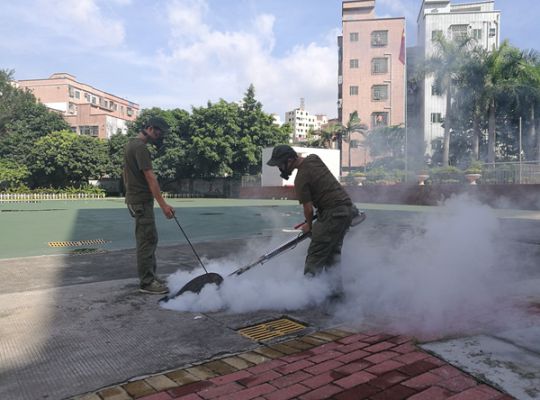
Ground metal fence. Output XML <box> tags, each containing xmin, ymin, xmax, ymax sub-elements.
<box><xmin>481</xmin><ymin>161</ymin><xmax>540</xmax><ymax>184</ymax></box>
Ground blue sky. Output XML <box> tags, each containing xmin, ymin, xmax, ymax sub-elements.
<box><xmin>1</xmin><ymin>0</ymin><xmax>536</xmax><ymax>120</ymax></box>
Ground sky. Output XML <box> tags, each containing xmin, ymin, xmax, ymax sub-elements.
<box><xmin>1</xmin><ymin>0</ymin><xmax>537</xmax><ymax>120</ymax></box>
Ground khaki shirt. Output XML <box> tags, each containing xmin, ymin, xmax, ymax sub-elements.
<box><xmin>124</xmin><ymin>138</ymin><xmax>153</xmax><ymax>204</ymax></box>
<box><xmin>294</xmin><ymin>154</ymin><xmax>351</xmax><ymax>210</ymax></box>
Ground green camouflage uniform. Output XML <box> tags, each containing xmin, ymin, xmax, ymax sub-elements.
<box><xmin>294</xmin><ymin>154</ymin><xmax>356</xmax><ymax>276</ymax></box>
<box><xmin>124</xmin><ymin>138</ymin><xmax>159</xmax><ymax>287</ymax></box>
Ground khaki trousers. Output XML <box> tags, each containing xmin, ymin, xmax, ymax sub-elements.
<box><xmin>128</xmin><ymin>201</ymin><xmax>158</xmax><ymax>287</ymax></box>
<box><xmin>304</xmin><ymin>204</ymin><xmax>355</xmax><ymax>276</ymax></box>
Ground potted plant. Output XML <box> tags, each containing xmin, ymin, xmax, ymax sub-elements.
<box><xmin>464</xmin><ymin>161</ymin><xmax>483</xmax><ymax>185</ymax></box>
<box><xmin>416</xmin><ymin>170</ymin><xmax>430</xmax><ymax>186</ymax></box>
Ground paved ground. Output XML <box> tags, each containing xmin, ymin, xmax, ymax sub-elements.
<box><xmin>1</xmin><ymin>199</ymin><xmax>539</xmax><ymax>400</ymax></box>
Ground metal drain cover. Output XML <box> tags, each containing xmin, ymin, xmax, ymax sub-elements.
<box><xmin>48</xmin><ymin>239</ymin><xmax>110</xmax><ymax>247</ymax></box>
<box><xmin>237</xmin><ymin>318</ymin><xmax>306</xmax><ymax>341</ymax></box>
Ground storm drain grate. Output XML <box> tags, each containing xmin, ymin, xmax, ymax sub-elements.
<box><xmin>48</xmin><ymin>239</ymin><xmax>110</xmax><ymax>247</ymax></box>
<box><xmin>68</xmin><ymin>248</ymin><xmax>107</xmax><ymax>255</ymax></box>
<box><xmin>237</xmin><ymin>318</ymin><xmax>306</xmax><ymax>341</ymax></box>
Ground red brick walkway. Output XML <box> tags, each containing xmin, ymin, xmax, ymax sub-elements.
<box><xmin>134</xmin><ymin>331</ymin><xmax>512</xmax><ymax>400</ymax></box>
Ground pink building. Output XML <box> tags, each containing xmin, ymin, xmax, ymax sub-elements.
<box><xmin>339</xmin><ymin>0</ymin><xmax>406</xmax><ymax>169</ymax></box>
<box><xmin>17</xmin><ymin>73</ymin><xmax>139</xmax><ymax>139</ymax></box>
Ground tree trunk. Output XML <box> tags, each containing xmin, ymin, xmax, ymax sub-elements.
<box><xmin>472</xmin><ymin>108</ymin><xmax>480</xmax><ymax>160</ymax></box>
<box><xmin>348</xmin><ymin>138</ymin><xmax>352</xmax><ymax>173</ymax></box>
<box><xmin>442</xmin><ymin>90</ymin><xmax>451</xmax><ymax>167</ymax></box>
<box><xmin>487</xmin><ymin>99</ymin><xmax>496</xmax><ymax>164</ymax></box>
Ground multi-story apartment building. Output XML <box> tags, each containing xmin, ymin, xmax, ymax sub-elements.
<box><xmin>285</xmin><ymin>102</ymin><xmax>328</xmax><ymax>143</ymax></box>
<box><xmin>17</xmin><ymin>73</ymin><xmax>139</xmax><ymax>139</ymax></box>
<box><xmin>339</xmin><ymin>0</ymin><xmax>406</xmax><ymax>169</ymax></box>
<box><xmin>416</xmin><ymin>0</ymin><xmax>500</xmax><ymax>155</ymax></box>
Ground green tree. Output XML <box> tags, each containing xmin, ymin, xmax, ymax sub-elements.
<box><xmin>340</xmin><ymin>111</ymin><xmax>367</xmax><ymax>173</ymax></box>
<box><xmin>187</xmin><ymin>100</ymin><xmax>239</xmax><ymax>178</ymax></box>
<box><xmin>365</xmin><ymin>124</ymin><xmax>406</xmax><ymax>159</ymax></box>
<box><xmin>233</xmin><ymin>84</ymin><xmax>290</xmax><ymax>175</ymax></box>
<box><xmin>425</xmin><ymin>33</ymin><xmax>473</xmax><ymax>166</ymax></box>
<box><xmin>483</xmin><ymin>41</ymin><xmax>525</xmax><ymax>163</ymax></box>
<box><xmin>304</xmin><ymin>122</ymin><xmax>340</xmax><ymax>149</ymax></box>
<box><xmin>107</xmin><ymin>132</ymin><xmax>129</xmax><ymax>179</ymax></box>
<box><xmin>0</xmin><ymin>70</ymin><xmax>69</xmax><ymax>165</ymax></box>
<box><xmin>0</xmin><ymin>159</ymin><xmax>29</xmax><ymax>190</ymax></box>
<box><xmin>28</xmin><ymin>130</ymin><xmax>108</xmax><ymax>188</ymax></box>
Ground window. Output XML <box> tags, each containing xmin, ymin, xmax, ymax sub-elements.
<box><xmin>80</xmin><ymin>125</ymin><xmax>99</xmax><ymax>137</ymax></box>
<box><xmin>68</xmin><ymin>102</ymin><xmax>76</xmax><ymax>114</ymax></box>
<box><xmin>371</xmin><ymin>112</ymin><xmax>388</xmax><ymax>128</ymax></box>
<box><xmin>91</xmin><ymin>96</ymin><xmax>97</xmax><ymax>105</ymax></box>
<box><xmin>349</xmin><ymin>86</ymin><xmax>359</xmax><ymax>96</ymax></box>
<box><xmin>350</xmin><ymin>32</ymin><xmax>359</xmax><ymax>42</ymax></box>
<box><xmin>371</xmin><ymin>30</ymin><xmax>388</xmax><ymax>47</ymax></box>
<box><xmin>432</xmin><ymin>30</ymin><xmax>443</xmax><ymax>41</ymax></box>
<box><xmin>431</xmin><ymin>113</ymin><xmax>443</xmax><ymax>123</ymax></box>
<box><xmin>371</xmin><ymin>58</ymin><xmax>388</xmax><ymax>74</ymax></box>
<box><xmin>372</xmin><ymin>85</ymin><xmax>388</xmax><ymax>101</ymax></box>
<box><xmin>450</xmin><ymin>24</ymin><xmax>468</xmax><ymax>40</ymax></box>
<box><xmin>84</xmin><ymin>93</ymin><xmax>90</xmax><ymax>101</ymax></box>
<box><xmin>127</xmin><ymin>107</ymin><xmax>133</xmax><ymax>116</ymax></box>
<box><xmin>431</xmin><ymin>85</ymin><xmax>441</xmax><ymax>96</ymax></box>
<box><xmin>489</xmin><ymin>28</ymin><xmax>496</xmax><ymax>37</ymax></box>
<box><xmin>350</xmin><ymin>59</ymin><xmax>359</xmax><ymax>69</ymax></box>
<box><xmin>68</xmin><ymin>85</ymin><xmax>74</xmax><ymax>98</ymax></box>
<box><xmin>472</xmin><ymin>29</ymin><xmax>482</xmax><ymax>40</ymax></box>
<box><xmin>75</xmin><ymin>90</ymin><xmax>80</xmax><ymax>99</ymax></box>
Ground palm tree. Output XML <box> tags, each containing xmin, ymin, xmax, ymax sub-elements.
<box><xmin>458</xmin><ymin>46</ymin><xmax>489</xmax><ymax>160</ymax></box>
<box><xmin>339</xmin><ymin>111</ymin><xmax>367</xmax><ymax>174</ymax></box>
<box><xmin>305</xmin><ymin>123</ymin><xmax>340</xmax><ymax>149</ymax></box>
<box><xmin>425</xmin><ymin>33</ymin><xmax>473</xmax><ymax>166</ymax></box>
<box><xmin>483</xmin><ymin>41</ymin><xmax>525</xmax><ymax>163</ymax></box>
<box><xmin>519</xmin><ymin>49</ymin><xmax>540</xmax><ymax>161</ymax></box>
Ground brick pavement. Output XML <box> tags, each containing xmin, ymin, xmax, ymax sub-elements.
<box><xmin>74</xmin><ymin>329</ymin><xmax>513</xmax><ymax>400</ymax></box>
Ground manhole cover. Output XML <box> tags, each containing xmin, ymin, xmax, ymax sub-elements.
<box><xmin>237</xmin><ymin>318</ymin><xmax>306</xmax><ymax>341</ymax></box>
<box><xmin>48</xmin><ymin>239</ymin><xmax>110</xmax><ymax>247</ymax></box>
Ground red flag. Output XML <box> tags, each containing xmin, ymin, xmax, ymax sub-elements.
<box><xmin>398</xmin><ymin>29</ymin><xmax>405</xmax><ymax>64</ymax></box>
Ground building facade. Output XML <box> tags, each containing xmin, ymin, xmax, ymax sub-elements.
<box><xmin>339</xmin><ymin>0</ymin><xmax>406</xmax><ymax>169</ymax></box>
<box><xmin>17</xmin><ymin>73</ymin><xmax>140</xmax><ymax>139</ymax></box>
<box><xmin>285</xmin><ymin>103</ymin><xmax>328</xmax><ymax>143</ymax></box>
<box><xmin>417</xmin><ymin>0</ymin><xmax>500</xmax><ymax>155</ymax></box>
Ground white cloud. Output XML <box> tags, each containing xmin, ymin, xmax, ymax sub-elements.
<box><xmin>28</xmin><ymin>0</ymin><xmax>126</xmax><ymax>48</ymax></box>
<box><xmin>152</xmin><ymin>0</ymin><xmax>337</xmax><ymax>117</ymax></box>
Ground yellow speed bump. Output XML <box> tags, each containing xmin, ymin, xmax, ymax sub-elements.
<box><xmin>48</xmin><ymin>239</ymin><xmax>110</xmax><ymax>248</ymax></box>
<box><xmin>237</xmin><ymin>318</ymin><xmax>306</xmax><ymax>342</ymax></box>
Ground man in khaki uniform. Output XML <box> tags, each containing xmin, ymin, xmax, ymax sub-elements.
<box><xmin>267</xmin><ymin>145</ymin><xmax>357</xmax><ymax>276</ymax></box>
<box><xmin>124</xmin><ymin>117</ymin><xmax>175</xmax><ymax>294</ymax></box>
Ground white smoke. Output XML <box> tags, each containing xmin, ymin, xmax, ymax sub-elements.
<box><xmin>163</xmin><ymin>194</ymin><xmax>534</xmax><ymax>337</ymax></box>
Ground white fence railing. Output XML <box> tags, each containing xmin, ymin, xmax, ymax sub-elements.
<box><xmin>0</xmin><ymin>193</ymin><xmax>106</xmax><ymax>201</ymax></box>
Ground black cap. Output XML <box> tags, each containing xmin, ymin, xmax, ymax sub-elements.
<box><xmin>267</xmin><ymin>145</ymin><xmax>297</xmax><ymax>166</ymax></box>
<box><xmin>145</xmin><ymin>116</ymin><xmax>169</xmax><ymax>134</ymax></box>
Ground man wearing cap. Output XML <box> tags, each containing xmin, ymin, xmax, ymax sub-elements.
<box><xmin>267</xmin><ymin>145</ymin><xmax>357</xmax><ymax>280</ymax></box>
<box><xmin>124</xmin><ymin>117</ymin><xmax>175</xmax><ymax>294</ymax></box>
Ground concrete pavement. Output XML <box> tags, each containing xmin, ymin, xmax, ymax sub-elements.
<box><xmin>1</xmin><ymin>200</ymin><xmax>539</xmax><ymax>399</ymax></box>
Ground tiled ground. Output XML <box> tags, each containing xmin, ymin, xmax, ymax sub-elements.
<box><xmin>74</xmin><ymin>329</ymin><xmax>513</xmax><ymax>400</ymax></box>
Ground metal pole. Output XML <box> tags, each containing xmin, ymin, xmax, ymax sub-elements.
<box><xmin>404</xmin><ymin>30</ymin><xmax>408</xmax><ymax>182</ymax></box>
<box><xmin>519</xmin><ymin>117</ymin><xmax>522</xmax><ymax>184</ymax></box>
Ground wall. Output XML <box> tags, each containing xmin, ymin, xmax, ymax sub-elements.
<box><xmin>239</xmin><ymin>184</ymin><xmax>540</xmax><ymax>211</ymax></box>
<box><xmin>261</xmin><ymin>147</ymin><xmax>340</xmax><ymax>187</ymax></box>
